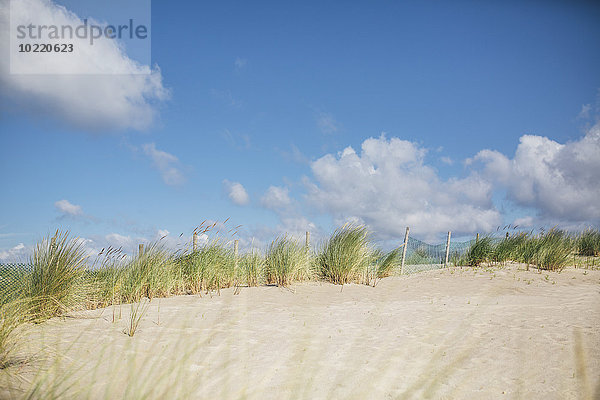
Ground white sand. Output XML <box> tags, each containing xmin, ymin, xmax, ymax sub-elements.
<box><xmin>3</xmin><ymin>263</ymin><xmax>600</xmax><ymax>399</ymax></box>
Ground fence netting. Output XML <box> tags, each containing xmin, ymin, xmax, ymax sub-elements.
<box><xmin>0</xmin><ymin>263</ymin><xmax>30</xmax><ymax>302</ymax></box>
<box><xmin>402</xmin><ymin>237</ymin><xmax>473</xmax><ymax>275</ymax></box>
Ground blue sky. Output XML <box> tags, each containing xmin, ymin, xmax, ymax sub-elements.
<box><xmin>1</xmin><ymin>0</ymin><xmax>600</xmax><ymax>260</ymax></box>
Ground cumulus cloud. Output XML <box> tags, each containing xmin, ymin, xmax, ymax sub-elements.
<box><xmin>54</xmin><ymin>199</ymin><xmax>83</xmax><ymax>216</ymax></box>
<box><xmin>317</xmin><ymin>112</ymin><xmax>339</xmax><ymax>135</ymax></box>
<box><xmin>0</xmin><ymin>0</ymin><xmax>169</xmax><ymax>131</ymax></box>
<box><xmin>470</xmin><ymin>122</ymin><xmax>600</xmax><ymax>225</ymax></box>
<box><xmin>223</xmin><ymin>180</ymin><xmax>250</xmax><ymax>205</ymax></box>
<box><xmin>142</xmin><ymin>143</ymin><xmax>185</xmax><ymax>186</ymax></box>
<box><xmin>305</xmin><ymin>134</ymin><xmax>502</xmax><ymax>240</ymax></box>
<box><xmin>261</xmin><ymin>186</ymin><xmax>292</xmax><ymax>210</ymax></box>
<box><xmin>0</xmin><ymin>243</ymin><xmax>29</xmax><ymax>262</ymax></box>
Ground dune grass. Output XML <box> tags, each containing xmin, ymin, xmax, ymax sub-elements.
<box><xmin>0</xmin><ymin>298</ymin><xmax>31</xmax><ymax>369</ymax></box>
<box><xmin>238</xmin><ymin>249</ymin><xmax>264</xmax><ymax>287</ymax></box>
<box><xmin>264</xmin><ymin>237</ymin><xmax>307</xmax><ymax>286</ymax></box>
<box><xmin>465</xmin><ymin>236</ymin><xmax>494</xmax><ymax>267</ymax></box>
<box><xmin>0</xmin><ymin>225</ymin><xmax>593</xmax><ymax>325</ymax></box>
<box><xmin>577</xmin><ymin>228</ymin><xmax>600</xmax><ymax>257</ymax></box>
<box><xmin>534</xmin><ymin>229</ymin><xmax>573</xmax><ymax>271</ymax></box>
<box><xmin>178</xmin><ymin>239</ymin><xmax>236</xmax><ymax>294</ymax></box>
<box><xmin>316</xmin><ymin>225</ymin><xmax>376</xmax><ymax>285</ymax></box>
<box><xmin>28</xmin><ymin>231</ymin><xmax>89</xmax><ymax>321</ymax></box>
<box><xmin>463</xmin><ymin>229</ymin><xmax>576</xmax><ymax>271</ymax></box>
<box><xmin>373</xmin><ymin>247</ymin><xmax>402</xmax><ymax>278</ymax></box>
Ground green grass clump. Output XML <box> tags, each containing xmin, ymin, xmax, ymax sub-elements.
<box><xmin>467</xmin><ymin>229</ymin><xmax>575</xmax><ymax>271</ymax></box>
<box><xmin>28</xmin><ymin>231</ymin><xmax>89</xmax><ymax>320</ymax></box>
<box><xmin>316</xmin><ymin>225</ymin><xmax>374</xmax><ymax>284</ymax></box>
<box><xmin>86</xmin><ymin>246</ymin><xmax>128</xmax><ymax>309</ymax></box>
<box><xmin>264</xmin><ymin>237</ymin><xmax>306</xmax><ymax>286</ymax></box>
<box><xmin>577</xmin><ymin>229</ymin><xmax>600</xmax><ymax>257</ymax></box>
<box><xmin>118</xmin><ymin>242</ymin><xmax>179</xmax><ymax>303</ymax></box>
<box><xmin>178</xmin><ymin>240</ymin><xmax>236</xmax><ymax>294</ymax></box>
<box><xmin>465</xmin><ymin>237</ymin><xmax>494</xmax><ymax>267</ymax></box>
<box><xmin>238</xmin><ymin>250</ymin><xmax>264</xmax><ymax>287</ymax></box>
<box><xmin>373</xmin><ymin>247</ymin><xmax>402</xmax><ymax>278</ymax></box>
<box><xmin>534</xmin><ymin>229</ymin><xmax>573</xmax><ymax>271</ymax></box>
<box><xmin>515</xmin><ymin>233</ymin><xmax>540</xmax><ymax>269</ymax></box>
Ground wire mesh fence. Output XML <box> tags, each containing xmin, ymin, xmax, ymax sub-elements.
<box><xmin>401</xmin><ymin>237</ymin><xmax>473</xmax><ymax>275</ymax></box>
<box><xmin>0</xmin><ymin>263</ymin><xmax>30</xmax><ymax>302</ymax></box>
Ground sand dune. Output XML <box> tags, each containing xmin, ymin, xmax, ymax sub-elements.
<box><xmin>4</xmin><ymin>263</ymin><xmax>600</xmax><ymax>399</ymax></box>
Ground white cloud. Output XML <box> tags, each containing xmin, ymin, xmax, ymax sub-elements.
<box><xmin>99</xmin><ymin>229</ymin><xmax>189</xmax><ymax>256</ymax></box>
<box><xmin>54</xmin><ymin>199</ymin><xmax>83</xmax><ymax>216</ymax></box>
<box><xmin>440</xmin><ymin>156</ymin><xmax>453</xmax><ymax>165</ymax></box>
<box><xmin>317</xmin><ymin>112</ymin><xmax>339</xmax><ymax>135</ymax></box>
<box><xmin>512</xmin><ymin>216</ymin><xmax>534</xmax><ymax>228</ymax></box>
<box><xmin>248</xmin><ymin>215</ymin><xmax>318</xmax><ymax>250</ymax></box>
<box><xmin>470</xmin><ymin>122</ymin><xmax>600</xmax><ymax>225</ymax></box>
<box><xmin>0</xmin><ymin>0</ymin><xmax>169</xmax><ymax>131</ymax></box>
<box><xmin>305</xmin><ymin>134</ymin><xmax>501</xmax><ymax>240</ymax></box>
<box><xmin>104</xmin><ymin>233</ymin><xmax>135</xmax><ymax>249</ymax></box>
<box><xmin>261</xmin><ymin>186</ymin><xmax>292</xmax><ymax>210</ymax></box>
<box><xmin>142</xmin><ymin>143</ymin><xmax>185</xmax><ymax>186</ymax></box>
<box><xmin>223</xmin><ymin>180</ymin><xmax>250</xmax><ymax>205</ymax></box>
<box><xmin>577</xmin><ymin>104</ymin><xmax>592</xmax><ymax>120</ymax></box>
<box><xmin>277</xmin><ymin>215</ymin><xmax>317</xmax><ymax>238</ymax></box>
<box><xmin>0</xmin><ymin>243</ymin><xmax>29</xmax><ymax>262</ymax></box>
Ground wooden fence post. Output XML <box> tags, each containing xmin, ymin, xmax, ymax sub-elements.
<box><xmin>138</xmin><ymin>243</ymin><xmax>144</xmax><ymax>257</ymax></box>
<box><xmin>193</xmin><ymin>232</ymin><xmax>198</xmax><ymax>252</ymax></box>
<box><xmin>476</xmin><ymin>233</ymin><xmax>479</xmax><ymax>242</ymax></box>
<box><xmin>400</xmin><ymin>227</ymin><xmax>410</xmax><ymax>275</ymax></box>
<box><xmin>305</xmin><ymin>231</ymin><xmax>311</xmax><ymax>270</ymax></box>
<box><xmin>234</xmin><ymin>240</ymin><xmax>239</xmax><ymax>269</ymax></box>
<box><xmin>445</xmin><ymin>231</ymin><xmax>452</xmax><ymax>267</ymax></box>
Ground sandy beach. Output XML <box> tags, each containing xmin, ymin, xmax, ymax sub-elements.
<box><xmin>3</xmin><ymin>263</ymin><xmax>599</xmax><ymax>399</ymax></box>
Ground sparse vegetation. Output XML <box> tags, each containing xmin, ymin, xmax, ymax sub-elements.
<box><xmin>124</xmin><ymin>298</ymin><xmax>150</xmax><ymax>337</ymax></box>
